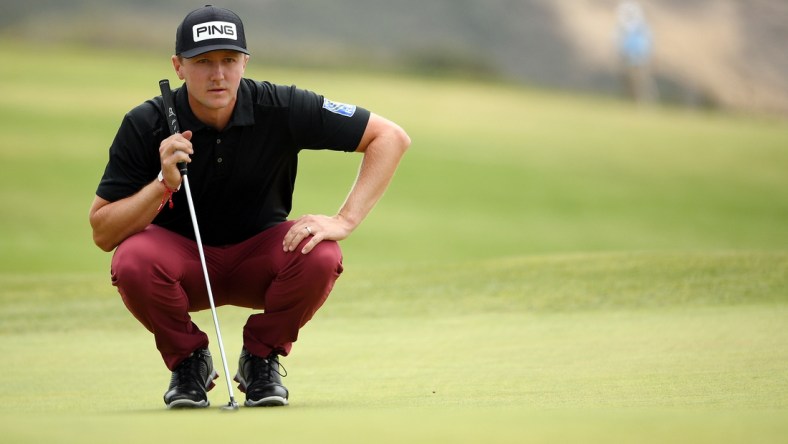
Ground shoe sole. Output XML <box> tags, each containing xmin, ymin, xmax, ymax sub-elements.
<box><xmin>244</xmin><ymin>396</ymin><xmax>288</xmax><ymax>407</ymax></box>
<box><xmin>167</xmin><ymin>399</ymin><xmax>211</xmax><ymax>409</ymax></box>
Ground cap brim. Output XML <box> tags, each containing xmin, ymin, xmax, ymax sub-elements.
<box><xmin>179</xmin><ymin>44</ymin><xmax>250</xmax><ymax>58</ymax></box>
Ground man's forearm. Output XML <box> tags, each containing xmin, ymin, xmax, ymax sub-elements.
<box><xmin>338</xmin><ymin>125</ymin><xmax>410</xmax><ymax>230</ymax></box>
<box><xmin>89</xmin><ymin>180</ymin><xmax>166</xmax><ymax>251</ymax></box>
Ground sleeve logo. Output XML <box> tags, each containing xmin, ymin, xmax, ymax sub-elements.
<box><xmin>322</xmin><ymin>98</ymin><xmax>357</xmax><ymax>117</ymax></box>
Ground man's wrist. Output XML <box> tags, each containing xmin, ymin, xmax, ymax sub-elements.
<box><xmin>335</xmin><ymin>212</ymin><xmax>359</xmax><ymax>231</ymax></box>
<box><xmin>158</xmin><ymin>170</ymin><xmax>181</xmax><ymax>192</ymax></box>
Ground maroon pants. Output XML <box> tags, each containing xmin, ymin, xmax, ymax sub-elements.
<box><xmin>111</xmin><ymin>222</ymin><xmax>343</xmax><ymax>370</ymax></box>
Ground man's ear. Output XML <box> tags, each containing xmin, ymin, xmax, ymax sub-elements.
<box><xmin>171</xmin><ymin>55</ymin><xmax>185</xmax><ymax>80</ymax></box>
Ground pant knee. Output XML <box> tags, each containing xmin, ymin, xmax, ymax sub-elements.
<box><xmin>112</xmin><ymin>238</ymin><xmax>153</xmax><ymax>287</ymax></box>
<box><xmin>301</xmin><ymin>240</ymin><xmax>344</xmax><ymax>279</ymax></box>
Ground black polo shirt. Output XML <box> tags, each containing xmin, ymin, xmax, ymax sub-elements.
<box><xmin>96</xmin><ymin>78</ymin><xmax>370</xmax><ymax>245</ymax></box>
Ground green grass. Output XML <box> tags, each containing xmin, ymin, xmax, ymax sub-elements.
<box><xmin>0</xmin><ymin>40</ymin><xmax>787</xmax><ymax>443</ymax></box>
<box><xmin>1</xmin><ymin>253</ymin><xmax>787</xmax><ymax>443</ymax></box>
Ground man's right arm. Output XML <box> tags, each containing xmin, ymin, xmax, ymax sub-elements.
<box><xmin>90</xmin><ymin>131</ymin><xmax>193</xmax><ymax>252</ymax></box>
<box><xmin>89</xmin><ymin>181</ymin><xmax>167</xmax><ymax>252</ymax></box>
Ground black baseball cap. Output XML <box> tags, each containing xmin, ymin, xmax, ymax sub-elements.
<box><xmin>175</xmin><ymin>5</ymin><xmax>250</xmax><ymax>58</ymax></box>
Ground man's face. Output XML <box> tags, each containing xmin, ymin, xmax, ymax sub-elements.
<box><xmin>172</xmin><ymin>50</ymin><xmax>248</xmax><ymax>114</ymax></box>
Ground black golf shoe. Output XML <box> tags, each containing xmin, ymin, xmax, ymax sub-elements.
<box><xmin>234</xmin><ymin>348</ymin><xmax>289</xmax><ymax>407</ymax></box>
<box><xmin>163</xmin><ymin>348</ymin><xmax>219</xmax><ymax>409</ymax></box>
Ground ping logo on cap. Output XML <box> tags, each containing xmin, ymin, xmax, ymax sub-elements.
<box><xmin>193</xmin><ymin>21</ymin><xmax>237</xmax><ymax>42</ymax></box>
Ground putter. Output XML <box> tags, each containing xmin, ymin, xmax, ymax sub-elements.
<box><xmin>159</xmin><ymin>79</ymin><xmax>240</xmax><ymax>412</ymax></box>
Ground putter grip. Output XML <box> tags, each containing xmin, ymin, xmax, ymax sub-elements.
<box><xmin>158</xmin><ymin>79</ymin><xmax>188</xmax><ymax>176</ymax></box>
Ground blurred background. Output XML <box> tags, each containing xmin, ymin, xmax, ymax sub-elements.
<box><xmin>1</xmin><ymin>0</ymin><xmax>787</xmax><ymax>274</ymax></box>
<box><xmin>2</xmin><ymin>0</ymin><xmax>787</xmax><ymax>115</ymax></box>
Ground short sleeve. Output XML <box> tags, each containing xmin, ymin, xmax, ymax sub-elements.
<box><xmin>96</xmin><ymin>100</ymin><xmax>165</xmax><ymax>202</ymax></box>
<box><xmin>285</xmin><ymin>86</ymin><xmax>371</xmax><ymax>152</ymax></box>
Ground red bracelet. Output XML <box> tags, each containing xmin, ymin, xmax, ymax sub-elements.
<box><xmin>157</xmin><ymin>179</ymin><xmax>177</xmax><ymax>211</ymax></box>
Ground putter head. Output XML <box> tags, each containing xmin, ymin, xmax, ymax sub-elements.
<box><xmin>220</xmin><ymin>400</ymin><xmax>240</xmax><ymax>412</ymax></box>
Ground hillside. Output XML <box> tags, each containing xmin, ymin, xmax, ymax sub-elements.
<box><xmin>1</xmin><ymin>0</ymin><xmax>787</xmax><ymax>114</ymax></box>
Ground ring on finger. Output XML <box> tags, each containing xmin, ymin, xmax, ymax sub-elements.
<box><xmin>305</xmin><ymin>226</ymin><xmax>312</xmax><ymax>235</ymax></box>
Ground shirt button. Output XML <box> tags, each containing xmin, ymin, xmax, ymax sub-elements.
<box><xmin>217</xmin><ymin>157</ymin><xmax>223</xmax><ymax>163</ymax></box>
<box><xmin>216</xmin><ymin>139</ymin><xmax>222</xmax><ymax>144</ymax></box>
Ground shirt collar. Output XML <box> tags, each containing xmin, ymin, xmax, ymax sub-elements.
<box><xmin>174</xmin><ymin>79</ymin><xmax>254</xmax><ymax>132</ymax></box>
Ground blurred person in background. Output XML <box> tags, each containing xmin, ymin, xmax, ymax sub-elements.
<box><xmin>617</xmin><ymin>1</ymin><xmax>658</xmax><ymax>103</ymax></box>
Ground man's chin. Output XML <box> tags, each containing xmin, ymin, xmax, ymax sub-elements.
<box><xmin>203</xmin><ymin>96</ymin><xmax>234</xmax><ymax>110</ymax></box>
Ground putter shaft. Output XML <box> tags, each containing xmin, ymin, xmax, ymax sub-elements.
<box><xmin>182</xmin><ymin>175</ymin><xmax>238</xmax><ymax>408</ymax></box>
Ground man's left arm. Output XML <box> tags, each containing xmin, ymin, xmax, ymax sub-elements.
<box><xmin>283</xmin><ymin>113</ymin><xmax>411</xmax><ymax>254</ymax></box>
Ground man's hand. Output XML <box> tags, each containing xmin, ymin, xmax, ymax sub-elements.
<box><xmin>283</xmin><ymin>214</ymin><xmax>355</xmax><ymax>254</ymax></box>
<box><xmin>159</xmin><ymin>130</ymin><xmax>193</xmax><ymax>188</ymax></box>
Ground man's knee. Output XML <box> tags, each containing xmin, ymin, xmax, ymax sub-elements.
<box><xmin>112</xmin><ymin>233</ymin><xmax>158</xmax><ymax>282</ymax></box>
<box><xmin>301</xmin><ymin>240</ymin><xmax>344</xmax><ymax>279</ymax></box>
<box><xmin>111</xmin><ymin>228</ymin><xmax>186</xmax><ymax>293</ymax></box>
